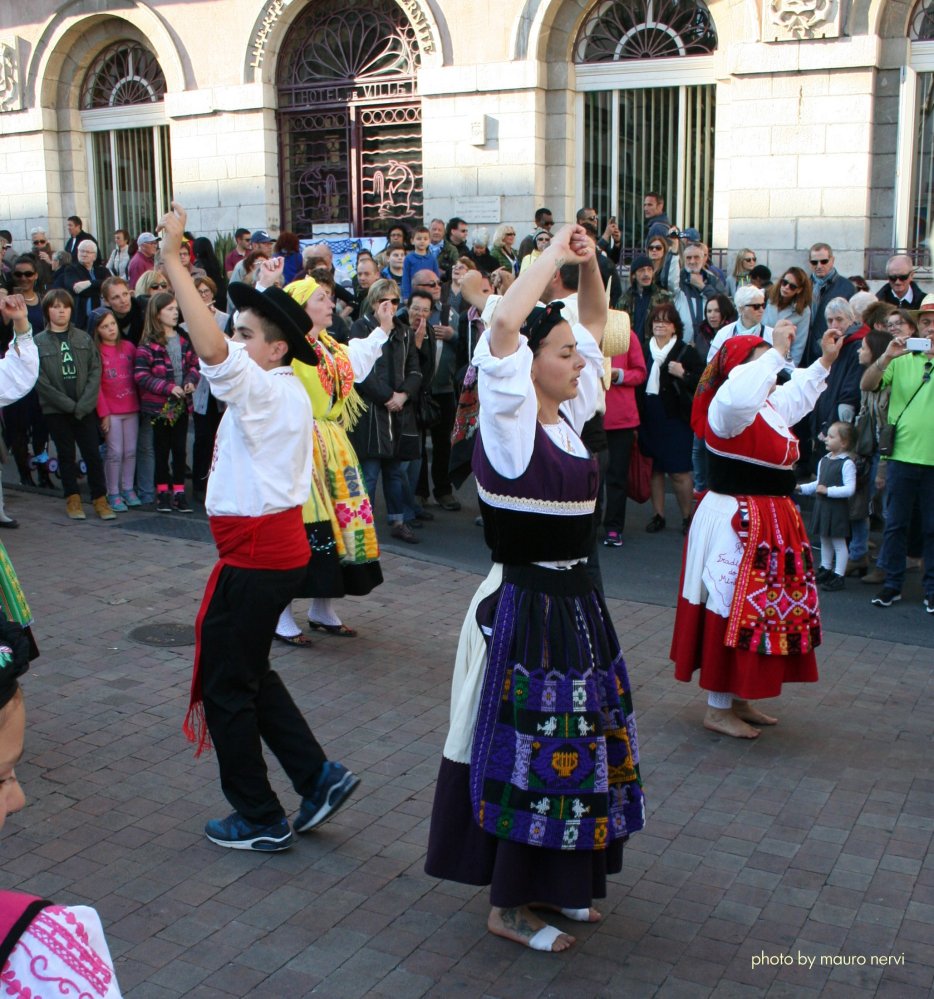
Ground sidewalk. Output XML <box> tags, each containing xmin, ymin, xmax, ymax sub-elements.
<box><xmin>0</xmin><ymin>486</ymin><xmax>930</xmax><ymax>998</ymax></box>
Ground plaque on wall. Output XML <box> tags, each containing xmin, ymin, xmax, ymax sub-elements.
<box><xmin>763</xmin><ymin>0</ymin><xmax>844</xmax><ymax>41</ymax></box>
<box><xmin>453</xmin><ymin>196</ymin><xmax>502</xmax><ymax>224</ymax></box>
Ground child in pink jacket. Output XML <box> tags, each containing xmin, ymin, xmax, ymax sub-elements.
<box><xmin>92</xmin><ymin>307</ymin><xmax>140</xmax><ymax>512</ymax></box>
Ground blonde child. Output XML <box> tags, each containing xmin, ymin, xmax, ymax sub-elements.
<box><xmin>798</xmin><ymin>420</ymin><xmax>857</xmax><ymax>591</ymax></box>
<box><xmin>91</xmin><ymin>307</ymin><xmax>140</xmax><ymax>511</ymax></box>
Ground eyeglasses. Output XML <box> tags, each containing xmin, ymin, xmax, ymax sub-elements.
<box><xmin>886</xmin><ymin>320</ymin><xmax>908</xmax><ymax>329</ymax></box>
<box><xmin>150</xmin><ymin>282</ymin><xmax>169</xmax><ymax>290</ymax></box>
<box><xmin>197</xmin><ymin>287</ymin><xmax>213</xmax><ymax>298</ymax></box>
<box><xmin>380</xmin><ymin>298</ymin><xmax>401</xmax><ymax>305</ymax></box>
<box><xmin>810</xmin><ymin>258</ymin><xmax>830</xmax><ymax>266</ymax></box>
<box><xmin>887</xmin><ymin>274</ymin><xmax>911</xmax><ymax>283</ymax></box>
<box><xmin>747</xmin><ymin>302</ymin><xmax>766</xmax><ymax>310</ymax></box>
<box><xmin>780</xmin><ymin>279</ymin><xmax>800</xmax><ymax>291</ymax></box>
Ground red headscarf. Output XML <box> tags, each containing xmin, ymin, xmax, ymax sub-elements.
<box><xmin>690</xmin><ymin>334</ymin><xmax>767</xmax><ymax>437</ymax></box>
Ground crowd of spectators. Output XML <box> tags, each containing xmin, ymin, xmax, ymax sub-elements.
<box><xmin>0</xmin><ymin>207</ymin><xmax>930</xmax><ymax>612</ymax></box>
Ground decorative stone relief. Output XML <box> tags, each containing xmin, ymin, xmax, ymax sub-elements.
<box><xmin>0</xmin><ymin>38</ymin><xmax>23</xmax><ymax>113</ymax></box>
<box><xmin>763</xmin><ymin>0</ymin><xmax>844</xmax><ymax>41</ymax></box>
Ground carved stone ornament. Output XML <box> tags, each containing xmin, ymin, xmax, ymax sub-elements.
<box><xmin>0</xmin><ymin>39</ymin><xmax>23</xmax><ymax>113</ymax></box>
<box><xmin>763</xmin><ymin>0</ymin><xmax>843</xmax><ymax>41</ymax></box>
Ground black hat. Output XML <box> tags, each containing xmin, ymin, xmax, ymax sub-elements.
<box><xmin>630</xmin><ymin>254</ymin><xmax>653</xmax><ymax>273</ymax></box>
<box><xmin>227</xmin><ymin>283</ymin><xmax>318</xmax><ymax>366</ymax></box>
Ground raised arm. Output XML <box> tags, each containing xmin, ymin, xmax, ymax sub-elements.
<box><xmin>158</xmin><ymin>203</ymin><xmax>228</xmax><ymax>365</ymax></box>
<box><xmin>576</xmin><ymin>248</ymin><xmax>607</xmax><ymax>346</ymax></box>
<box><xmin>489</xmin><ymin>224</ymin><xmax>592</xmax><ymax>359</ymax></box>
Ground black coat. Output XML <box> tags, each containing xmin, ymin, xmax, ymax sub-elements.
<box><xmin>348</xmin><ymin>317</ymin><xmax>422</xmax><ymax>460</ymax></box>
<box><xmin>875</xmin><ymin>280</ymin><xmax>927</xmax><ymax>309</ymax></box>
<box><xmin>643</xmin><ymin>339</ymin><xmax>705</xmax><ymax>423</ymax></box>
<box><xmin>63</xmin><ymin>262</ymin><xmax>111</xmax><ymax>329</ymax></box>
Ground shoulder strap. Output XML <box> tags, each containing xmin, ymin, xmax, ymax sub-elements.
<box><xmin>891</xmin><ymin>361</ymin><xmax>932</xmax><ymax>429</ymax></box>
<box><xmin>0</xmin><ymin>890</ymin><xmax>51</xmax><ymax>968</ymax></box>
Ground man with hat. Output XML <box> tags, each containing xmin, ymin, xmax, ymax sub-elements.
<box><xmin>230</xmin><ymin>229</ymin><xmax>275</xmax><ymax>284</ymax></box>
<box><xmin>127</xmin><ymin>232</ymin><xmax>159</xmax><ymax>287</ymax></box>
<box><xmin>860</xmin><ymin>292</ymin><xmax>934</xmax><ymax>613</ymax></box>
<box><xmin>159</xmin><ymin>202</ymin><xmax>360</xmax><ymax>852</ymax></box>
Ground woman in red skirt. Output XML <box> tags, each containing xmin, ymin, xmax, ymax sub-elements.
<box><xmin>671</xmin><ymin>321</ymin><xmax>842</xmax><ymax>738</ymax></box>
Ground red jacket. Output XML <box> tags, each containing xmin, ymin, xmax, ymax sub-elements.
<box><xmin>604</xmin><ymin>334</ymin><xmax>647</xmax><ymax>431</ymax></box>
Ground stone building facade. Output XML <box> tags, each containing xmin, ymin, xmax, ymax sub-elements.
<box><xmin>0</xmin><ymin>0</ymin><xmax>931</xmax><ymax>277</ymax></box>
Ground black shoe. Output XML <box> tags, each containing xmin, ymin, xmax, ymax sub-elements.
<box><xmin>173</xmin><ymin>492</ymin><xmax>191</xmax><ymax>513</ymax></box>
<box><xmin>815</xmin><ymin>567</ymin><xmax>833</xmax><ymax>584</ymax></box>
<box><xmin>156</xmin><ymin>492</ymin><xmax>173</xmax><ymax>513</ymax></box>
<box><xmin>681</xmin><ymin>516</ymin><xmax>692</xmax><ymax>536</ymax></box>
<box><xmin>645</xmin><ymin>514</ymin><xmax>666</xmax><ymax>533</ymax></box>
<box><xmin>821</xmin><ymin>574</ymin><xmax>845</xmax><ymax>592</ymax></box>
<box><xmin>924</xmin><ymin>594</ymin><xmax>934</xmax><ymax>615</ymax></box>
<box><xmin>871</xmin><ymin>587</ymin><xmax>901</xmax><ymax>608</ymax></box>
<box><xmin>436</xmin><ymin>494</ymin><xmax>461</xmax><ymax>511</ymax></box>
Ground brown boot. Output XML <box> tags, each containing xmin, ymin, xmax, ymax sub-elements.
<box><xmin>92</xmin><ymin>496</ymin><xmax>117</xmax><ymax>521</ymax></box>
<box><xmin>65</xmin><ymin>494</ymin><xmax>86</xmax><ymax>520</ymax></box>
<box><xmin>845</xmin><ymin>555</ymin><xmax>868</xmax><ymax>577</ymax></box>
<box><xmin>861</xmin><ymin>566</ymin><xmax>886</xmax><ymax>584</ymax></box>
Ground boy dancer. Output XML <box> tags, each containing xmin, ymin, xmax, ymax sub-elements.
<box><xmin>159</xmin><ymin>204</ymin><xmax>359</xmax><ymax>851</ymax></box>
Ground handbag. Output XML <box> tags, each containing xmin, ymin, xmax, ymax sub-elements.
<box><xmin>627</xmin><ymin>434</ymin><xmax>652</xmax><ymax>504</ymax></box>
<box><xmin>416</xmin><ymin>392</ymin><xmax>441</xmax><ymax>430</ymax></box>
<box><xmin>853</xmin><ymin>405</ymin><xmax>876</xmax><ymax>457</ymax></box>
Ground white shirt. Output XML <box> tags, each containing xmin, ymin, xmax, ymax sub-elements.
<box><xmin>0</xmin><ymin>330</ymin><xmax>39</xmax><ymax>406</ymax></box>
<box><xmin>707</xmin><ymin>320</ymin><xmax>775</xmax><ymax>363</ymax></box>
<box><xmin>200</xmin><ymin>342</ymin><xmax>313</xmax><ymax>517</ymax></box>
<box><xmin>346</xmin><ymin>326</ymin><xmax>389</xmax><ymax>380</ymax></box>
<box><xmin>474</xmin><ymin>324</ymin><xmax>603</xmax><ymax>480</ymax></box>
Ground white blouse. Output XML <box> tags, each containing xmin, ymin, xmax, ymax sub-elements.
<box><xmin>708</xmin><ymin>348</ymin><xmax>828</xmax><ymax>442</ymax></box>
<box><xmin>0</xmin><ymin>330</ymin><xmax>39</xmax><ymax>407</ymax></box>
<box><xmin>473</xmin><ymin>325</ymin><xmax>603</xmax><ymax>480</ymax></box>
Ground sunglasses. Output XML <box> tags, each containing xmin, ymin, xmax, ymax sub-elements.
<box><xmin>887</xmin><ymin>274</ymin><xmax>911</xmax><ymax>283</ymax></box>
<box><xmin>32</xmin><ymin>240</ymin><xmax>47</xmax><ymax>246</ymax></box>
<box><xmin>380</xmin><ymin>298</ymin><xmax>401</xmax><ymax>305</ymax></box>
<box><xmin>747</xmin><ymin>302</ymin><xmax>766</xmax><ymax>310</ymax></box>
<box><xmin>810</xmin><ymin>258</ymin><xmax>830</xmax><ymax>266</ymax></box>
<box><xmin>150</xmin><ymin>282</ymin><xmax>169</xmax><ymax>290</ymax></box>
<box><xmin>780</xmin><ymin>278</ymin><xmax>799</xmax><ymax>291</ymax></box>
<box><xmin>13</xmin><ymin>271</ymin><xmax>36</xmax><ymax>278</ymax></box>
<box><xmin>743</xmin><ymin>256</ymin><xmax>756</xmax><ymax>263</ymax></box>
<box><xmin>417</xmin><ymin>281</ymin><xmax>441</xmax><ymax>287</ymax></box>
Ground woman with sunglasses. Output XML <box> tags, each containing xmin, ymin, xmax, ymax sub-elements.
<box><xmin>706</xmin><ymin>286</ymin><xmax>774</xmax><ymax>362</ymax></box>
<box><xmin>764</xmin><ymin>267</ymin><xmax>812</xmax><ymax>366</ymax></box>
<box><xmin>2</xmin><ymin>256</ymin><xmax>52</xmax><ymax>489</ymax></box>
<box><xmin>266</xmin><ymin>262</ymin><xmax>388</xmax><ymax>646</ymax></box>
<box><xmin>134</xmin><ymin>269</ymin><xmax>171</xmax><ymax>299</ymax></box>
<box><xmin>725</xmin><ymin>248</ymin><xmax>758</xmax><ymax>297</ymax></box>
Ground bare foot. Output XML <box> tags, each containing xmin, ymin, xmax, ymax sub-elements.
<box><xmin>704</xmin><ymin>706</ymin><xmax>760</xmax><ymax>739</ymax></box>
<box><xmin>531</xmin><ymin>902</ymin><xmax>602</xmax><ymax>922</ymax></box>
<box><xmin>732</xmin><ymin>700</ymin><xmax>778</xmax><ymax>726</ymax></box>
<box><xmin>488</xmin><ymin>906</ymin><xmax>575</xmax><ymax>952</ymax></box>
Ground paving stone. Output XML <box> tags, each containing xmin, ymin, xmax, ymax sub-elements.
<box><xmin>0</xmin><ymin>487</ymin><xmax>931</xmax><ymax>996</ymax></box>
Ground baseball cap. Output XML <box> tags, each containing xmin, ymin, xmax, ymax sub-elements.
<box><xmin>681</xmin><ymin>227</ymin><xmax>701</xmax><ymax>242</ymax></box>
<box><xmin>250</xmin><ymin>230</ymin><xmax>274</xmax><ymax>244</ymax></box>
<box><xmin>138</xmin><ymin>232</ymin><xmax>159</xmax><ymax>245</ymax></box>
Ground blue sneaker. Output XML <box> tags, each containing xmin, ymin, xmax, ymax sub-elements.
<box><xmin>293</xmin><ymin>762</ymin><xmax>360</xmax><ymax>833</ymax></box>
<box><xmin>204</xmin><ymin>812</ymin><xmax>293</xmax><ymax>851</ymax></box>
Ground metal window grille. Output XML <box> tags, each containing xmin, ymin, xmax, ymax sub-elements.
<box><xmin>911</xmin><ymin>71</ymin><xmax>934</xmax><ymax>251</ymax></box>
<box><xmin>91</xmin><ymin>126</ymin><xmax>171</xmax><ymax>240</ymax></box>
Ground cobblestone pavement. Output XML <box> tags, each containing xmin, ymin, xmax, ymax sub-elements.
<box><xmin>0</xmin><ymin>487</ymin><xmax>930</xmax><ymax>999</ymax></box>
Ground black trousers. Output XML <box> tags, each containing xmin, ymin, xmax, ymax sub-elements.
<box><xmin>192</xmin><ymin>398</ymin><xmax>222</xmax><ymax>496</ymax></box>
<box><xmin>44</xmin><ymin>411</ymin><xmax>106</xmax><ymax>499</ymax></box>
<box><xmin>417</xmin><ymin>391</ymin><xmax>457</xmax><ymax>499</ymax></box>
<box><xmin>604</xmin><ymin>428</ymin><xmax>635</xmax><ymax>533</ymax></box>
<box><xmin>152</xmin><ymin>411</ymin><xmax>188</xmax><ymax>489</ymax></box>
<box><xmin>200</xmin><ymin>563</ymin><xmax>326</xmax><ymax>824</ymax></box>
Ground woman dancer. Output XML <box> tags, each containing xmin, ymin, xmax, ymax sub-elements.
<box><xmin>425</xmin><ymin>224</ymin><xmax>645</xmax><ymax>953</ymax></box>
<box><xmin>267</xmin><ymin>261</ymin><xmax>386</xmax><ymax>643</ymax></box>
<box><xmin>671</xmin><ymin>324</ymin><xmax>842</xmax><ymax>738</ymax></box>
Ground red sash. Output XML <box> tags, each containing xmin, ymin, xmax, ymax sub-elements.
<box><xmin>183</xmin><ymin>507</ymin><xmax>309</xmax><ymax>755</ymax></box>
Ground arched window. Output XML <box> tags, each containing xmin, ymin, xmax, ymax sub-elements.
<box><xmin>909</xmin><ymin>0</ymin><xmax>934</xmax><ymax>40</ymax></box>
<box><xmin>575</xmin><ymin>0</ymin><xmax>717</xmax><ymax>61</ymax></box>
<box><xmin>81</xmin><ymin>42</ymin><xmax>167</xmax><ymax>109</ymax></box>
<box><xmin>277</xmin><ymin>1</ymin><xmax>423</xmax><ymax>236</ymax></box>
<box><xmin>80</xmin><ymin>42</ymin><xmax>171</xmax><ymax>243</ymax></box>
<box><xmin>575</xmin><ymin>0</ymin><xmax>717</xmax><ymax>249</ymax></box>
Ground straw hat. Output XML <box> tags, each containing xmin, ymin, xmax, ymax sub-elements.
<box><xmin>602</xmin><ymin>282</ymin><xmax>631</xmax><ymax>389</ymax></box>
